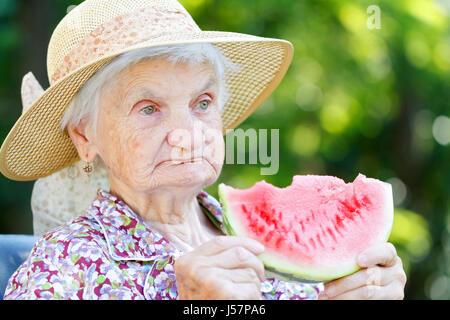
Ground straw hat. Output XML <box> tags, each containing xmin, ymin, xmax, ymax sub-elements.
<box><xmin>0</xmin><ymin>0</ymin><xmax>293</xmax><ymax>181</ymax></box>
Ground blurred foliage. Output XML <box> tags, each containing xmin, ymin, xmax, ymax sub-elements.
<box><xmin>0</xmin><ymin>0</ymin><xmax>448</xmax><ymax>299</ymax></box>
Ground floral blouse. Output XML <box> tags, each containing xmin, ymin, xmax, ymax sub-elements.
<box><xmin>4</xmin><ymin>189</ymin><xmax>323</xmax><ymax>300</ymax></box>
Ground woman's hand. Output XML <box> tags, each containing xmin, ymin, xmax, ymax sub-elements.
<box><xmin>174</xmin><ymin>236</ymin><xmax>266</xmax><ymax>300</ymax></box>
<box><xmin>319</xmin><ymin>242</ymin><xmax>407</xmax><ymax>300</ymax></box>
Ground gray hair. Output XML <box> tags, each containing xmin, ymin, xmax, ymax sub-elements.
<box><xmin>60</xmin><ymin>43</ymin><xmax>237</xmax><ymax>134</ymax></box>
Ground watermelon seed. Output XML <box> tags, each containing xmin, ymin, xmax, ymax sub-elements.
<box><xmin>334</xmin><ymin>223</ymin><xmax>343</xmax><ymax>237</ymax></box>
<box><xmin>297</xmin><ymin>239</ymin><xmax>309</xmax><ymax>253</ymax></box>
<box><xmin>264</xmin><ymin>231</ymin><xmax>274</xmax><ymax>243</ymax></box>
<box><xmin>335</xmin><ymin>215</ymin><xmax>346</xmax><ymax>231</ymax></box>
<box><xmin>321</xmin><ymin>228</ymin><xmax>328</xmax><ymax>244</ymax></box>
<box><xmin>257</xmin><ymin>225</ymin><xmax>265</xmax><ymax>235</ymax></box>
<box><xmin>316</xmin><ymin>234</ymin><xmax>325</xmax><ymax>248</ymax></box>
<box><xmin>327</xmin><ymin>227</ymin><xmax>337</xmax><ymax>243</ymax></box>
<box><xmin>309</xmin><ymin>209</ymin><xmax>314</xmax><ymax>220</ymax></box>
<box><xmin>308</xmin><ymin>238</ymin><xmax>316</xmax><ymax>250</ymax></box>
<box><xmin>362</xmin><ymin>195</ymin><xmax>372</xmax><ymax>207</ymax></box>
<box><xmin>275</xmin><ymin>236</ymin><xmax>283</xmax><ymax>249</ymax></box>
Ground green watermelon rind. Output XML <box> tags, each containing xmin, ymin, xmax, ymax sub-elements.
<box><xmin>218</xmin><ymin>181</ymin><xmax>394</xmax><ymax>283</ymax></box>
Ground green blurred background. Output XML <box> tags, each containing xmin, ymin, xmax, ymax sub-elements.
<box><xmin>0</xmin><ymin>0</ymin><xmax>449</xmax><ymax>299</ymax></box>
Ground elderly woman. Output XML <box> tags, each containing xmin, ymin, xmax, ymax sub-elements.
<box><xmin>1</xmin><ymin>0</ymin><xmax>406</xmax><ymax>300</ymax></box>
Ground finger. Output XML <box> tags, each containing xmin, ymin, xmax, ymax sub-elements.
<box><xmin>219</xmin><ymin>267</ymin><xmax>264</xmax><ymax>285</ymax></box>
<box><xmin>202</xmin><ymin>277</ymin><xmax>261</xmax><ymax>300</ymax></box>
<box><xmin>357</xmin><ymin>242</ymin><xmax>398</xmax><ymax>268</ymax></box>
<box><xmin>209</xmin><ymin>247</ymin><xmax>265</xmax><ymax>281</ymax></box>
<box><xmin>196</xmin><ymin>236</ymin><xmax>265</xmax><ymax>256</ymax></box>
<box><xmin>235</xmin><ymin>282</ymin><xmax>262</xmax><ymax>300</ymax></box>
<box><xmin>221</xmin><ymin>282</ymin><xmax>262</xmax><ymax>300</ymax></box>
<box><xmin>328</xmin><ymin>285</ymin><xmax>381</xmax><ymax>300</ymax></box>
<box><xmin>324</xmin><ymin>266</ymin><xmax>389</xmax><ymax>298</ymax></box>
<box><xmin>328</xmin><ymin>282</ymin><xmax>404</xmax><ymax>300</ymax></box>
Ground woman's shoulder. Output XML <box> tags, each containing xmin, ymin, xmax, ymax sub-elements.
<box><xmin>38</xmin><ymin>212</ymin><xmax>106</xmax><ymax>248</ymax></box>
<box><xmin>3</xmin><ymin>214</ymin><xmax>112</xmax><ymax>299</ymax></box>
<box><xmin>20</xmin><ymin>213</ymin><xmax>110</xmax><ymax>272</ymax></box>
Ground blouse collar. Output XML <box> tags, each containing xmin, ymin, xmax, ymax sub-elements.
<box><xmin>87</xmin><ymin>188</ymin><xmax>223</xmax><ymax>262</ymax></box>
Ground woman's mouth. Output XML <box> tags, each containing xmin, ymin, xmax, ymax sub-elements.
<box><xmin>158</xmin><ymin>157</ymin><xmax>204</xmax><ymax>166</ymax></box>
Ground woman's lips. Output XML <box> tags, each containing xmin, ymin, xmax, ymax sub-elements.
<box><xmin>156</xmin><ymin>157</ymin><xmax>204</xmax><ymax>167</ymax></box>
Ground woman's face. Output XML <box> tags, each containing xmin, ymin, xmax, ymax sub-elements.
<box><xmin>93</xmin><ymin>58</ymin><xmax>225</xmax><ymax>193</ymax></box>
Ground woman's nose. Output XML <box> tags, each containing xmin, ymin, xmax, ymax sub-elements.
<box><xmin>167</xmin><ymin>118</ymin><xmax>206</xmax><ymax>156</ymax></box>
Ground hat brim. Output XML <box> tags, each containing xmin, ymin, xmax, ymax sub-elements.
<box><xmin>0</xmin><ymin>31</ymin><xmax>294</xmax><ymax>181</ymax></box>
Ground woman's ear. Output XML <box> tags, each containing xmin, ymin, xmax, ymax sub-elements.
<box><xmin>67</xmin><ymin>118</ymin><xmax>99</xmax><ymax>163</ymax></box>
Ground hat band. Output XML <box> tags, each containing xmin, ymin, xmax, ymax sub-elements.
<box><xmin>50</xmin><ymin>4</ymin><xmax>201</xmax><ymax>85</ymax></box>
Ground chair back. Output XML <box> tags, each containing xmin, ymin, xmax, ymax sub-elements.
<box><xmin>0</xmin><ymin>234</ymin><xmax>35</xmax><ymax>299</ymax></box>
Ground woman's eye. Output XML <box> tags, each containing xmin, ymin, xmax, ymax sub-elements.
<box><xmin>194</xmin><ymin>100</ymin><xmax>210</xmax><ymax>111</ymax></box>
<box><xmin>139</xmin><ymin>105</ymin><xmax>157</xmax><ymax>115</ymax></box>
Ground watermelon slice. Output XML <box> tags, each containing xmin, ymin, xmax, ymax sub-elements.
<box><xmin>218</xmin><ymin>174</ymin><xmax>394</xmax><ymax>282</ymax></box>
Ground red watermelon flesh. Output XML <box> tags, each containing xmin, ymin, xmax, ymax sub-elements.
<box><xmin>218</xmin><ymin>174</ymin><xmax>394</xmax><ymax>282</ymax></box>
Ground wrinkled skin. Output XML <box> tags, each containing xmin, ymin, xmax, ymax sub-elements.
<box><xmin>67</xmin><ymin>57</ymin><xmax>406</xmax><ymax>300</ymax></box>
<box><xmin>68</xmin><ymin>59</ymin><xmax>227</xmax><ymax>248</ymax></box>
<box><xmin>175</xmin><ymin>236</ymin><xmax>266</xmax><ymax>300</ymax></box>
<box><xmin>319</xmin><ymin>242</ymin><xmax>407</xmax><ymax>300</ymax></box>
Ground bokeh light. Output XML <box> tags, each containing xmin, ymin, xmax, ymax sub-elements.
<box><xmin>296</xmin><ymin>82</ymin><xmax>323</xmax><ymax>111</ymax></box>
<box><xmin>405</xmin><ymin>32</ymin><xmax>431</xmax><ymax>68</ymax></box>
<box><xmin>389</xmin><ymin>208</ymin><xmax>431</xmax><ymax>265</ymax></box>
<box><xmin>287</xmin><ymin>124</ymin><xmax>321</xmax><ymax>157</ymax></box>
<box><xmin>387</xmin><ymin>177</ymin><xmax>408</xmax><ymax>206</ymax></box>
<box><xmin>432</xmin><ymin>115</ymin><xmax>450</xmax><ymax>146</ymax></box>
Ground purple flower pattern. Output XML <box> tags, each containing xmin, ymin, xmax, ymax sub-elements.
<box><xmin>4</xmin><ymin>189</ymin><xmax>323</xmax><ymax>300</ymax></box>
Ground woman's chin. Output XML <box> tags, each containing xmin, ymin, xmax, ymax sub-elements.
<box><xmin>154</xmin><ymin>160</ymin><xmax>218</xmax><ymax>187</ymax></box>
